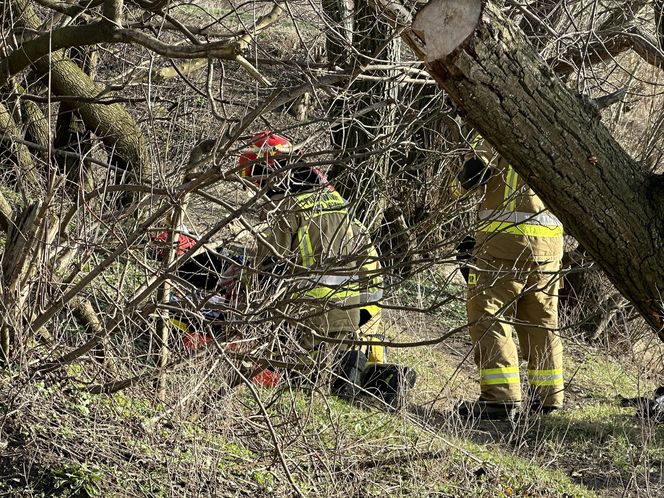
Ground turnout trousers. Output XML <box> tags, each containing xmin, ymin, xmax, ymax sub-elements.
<box><xmin>467</xmin><ymin>257</ymin><xmax>564</xmax><ymax>408</ymax></box>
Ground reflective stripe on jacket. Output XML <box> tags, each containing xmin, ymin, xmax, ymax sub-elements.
<box><xmin>255</xmin><ymin>188</ymin><xmax>361</xmax><ymax>332</ymax></box>
<box><xmin>467</xmin><ymin>138</ymin><xmax>563</xmax><ymax>262</ymax></box>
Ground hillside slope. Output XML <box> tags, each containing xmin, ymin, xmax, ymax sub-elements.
<box><xmin>2</xmin><ymin>298</ymin><xmax>662</xmax><ymax>497</ymax></box>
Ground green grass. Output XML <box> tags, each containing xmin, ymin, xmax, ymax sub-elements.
<box><xmin>4</xmin><ymin>281</ymin><xmax>664</xmax><ymax>497</ymax></box>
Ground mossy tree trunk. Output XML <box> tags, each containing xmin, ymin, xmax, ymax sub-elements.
<box><xmin>12</xmin><ymin>0</ymin><xmax>149</xmax><ymax>186</ymax></box>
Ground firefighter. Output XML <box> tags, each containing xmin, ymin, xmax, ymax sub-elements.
<box><xmin>238</xmin><ymin>131</ymin><xmax>364</xmax><ymax>396</ymax></box>
<box><xmin>455</xmin><ymin>135</ymin><xmax>565</xmax><ymax>420</ymax></box>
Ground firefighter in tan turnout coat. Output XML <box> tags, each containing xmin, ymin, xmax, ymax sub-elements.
<box><xmin>239</xmin><ymin>130</ymin><xmax>365</xmax><ymax>396</ymax></box>
<box><xmin>456</xmin><ymin>136</ymin><xmax>565</xmax><ymax>419</ymax></box>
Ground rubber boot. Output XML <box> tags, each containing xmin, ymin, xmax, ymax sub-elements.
<box><xmin>456</xmin><ymin>399</ymin><xmax>521</xmax><ymax>421</ymax></box>
<box><xmin>362</xmin><ymin>364</ymin><xmax>417</xmax><ymax>409</ymax></box>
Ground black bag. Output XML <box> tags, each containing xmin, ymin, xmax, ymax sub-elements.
<box><xmin>361</xmin><ymin>364</ymin><xmax>417</xmax><ymax>409</ymax></box>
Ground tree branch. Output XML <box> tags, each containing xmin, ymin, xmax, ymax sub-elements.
<box><xmin>0</xmin><ymin>21</ymin><xmax>243</xmax><ymax>86</ymax></box>
<box><xmin>551</xmin><ymin>27</ymin><xmax>664</xmax><ymax>76</ymax></box>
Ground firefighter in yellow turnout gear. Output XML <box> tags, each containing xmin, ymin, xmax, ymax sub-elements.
<box><xmin>240</xmin><ymin>131</ymin><xmax>363</xmax><ymax>396</ymax></box>
<box><xmin>456</xmin><ymin>137</ymin><xmax>565</xmax><ymax>420</ymax></box>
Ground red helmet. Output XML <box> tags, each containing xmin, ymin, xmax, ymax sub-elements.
<box><xmin>239</xmin><ymin>130</ymin><xmax>294</xmax><ymax>178</ymax></box>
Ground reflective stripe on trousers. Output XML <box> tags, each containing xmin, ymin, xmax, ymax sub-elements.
<box><xmin>480</xmin><ymin>366</ymin><xmax>520</xmax><ymax>386</ymax></box>
<box><xmin>528</xmin><ymin>368</ymin><xmax>564</xmax><ymax>387</ymax></box>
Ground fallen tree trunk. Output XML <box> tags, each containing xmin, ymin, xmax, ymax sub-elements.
<box><xmin>385</xmin><ymin>0</ymin><xmax>664</xmax><ymax>335</ymax></box>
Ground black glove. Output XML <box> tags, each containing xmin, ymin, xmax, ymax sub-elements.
<box><xmin>456</xmin><ymin>235</ymin><xmax>476</xmax><ymax>284</ymax></box>
<box><xmin>456</xmin><ymin>235</ymin><xmax>476</xmax><ymax>260</ymax></box>
<box><xmin>457</xmin><ymin>157</ymin><xmax>491</xmax><ymax>190</ymax></box>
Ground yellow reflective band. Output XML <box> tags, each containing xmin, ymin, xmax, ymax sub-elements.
<box><xmin>170</xmin><ymin>319</ymin><xmax>188</xmax><ymax>332</ymax></box>
<box><xmin>366</xmin><ymin>340</ymin><xmax>387</xmax><ymax>364</ymax></box>
<box><xmin>477</xmin><ymin>221</ymin><xmax>564</xmax><ymax>237</ymax></box>
<box><xmin>304</xmin><ymin>287</ymin><xmax>360</xmax><ymax>299</ymax></box>
<box><xmin>449</xmin><ymin>180</ymin><xmax>463</xmax><ymax>199</ymax></box>
<box><xmin>504</xmin><ymin>165</ymin><xmax>519</xmax><ymax>211</ymax></box>
<box><xmin>528</xmin><ymin>369</ymin><xmax>563</xmax><ymax>376</ymax></box>
<box><xmin>468</xmin><ymin>273</ymin><xmax>477</xmax><ymax>285</ymax></box>
<box><xmin>362</xmin><ymin>304</ymin><xmax>381</xmax><ymax>317</ymax></box>
<box><xmin>297</xmin><ymin>227</ymin><xmax>314</xmax><ymax>267</ymax></box>
<box><xmin>480</xmin><ymin>366</ymin><xmax>520</xmax><ymax>386</ymax></box>
<box><xmin>294</xmin><ymin>191</ymin><xmax>347</xmax><ymax>211</ymax></box>
<box><xmin>470</xmin><ymin>134</ymin><xmax>483</xmax><ymax>149</ymax></box>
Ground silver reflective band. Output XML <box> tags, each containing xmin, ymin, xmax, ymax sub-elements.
<box><xmin>311</xmin><ymin>274</ymin><xmax>359</xmax><ymax>286</ymax></box>
<box><xmin>361</xmin><ymin>289</ymin><xmax>384</xmax><ymax>302</ymax></box>
<box><xmin>478</xmin><ymin>209</ymin><xmax>562</xmax><ymax>226</ymax></box>
<box><xmin>481</xmin><ymin>372</ymin><xmax>520</xmax><ymax>380</ymax></box>
<box><xmin>529</xmin><ymin>373</ymin><xmax>563</xmax><ymax>381</ymax></box>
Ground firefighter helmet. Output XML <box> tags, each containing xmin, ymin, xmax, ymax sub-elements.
<box><xmin>238</xmin><ymin>130</ymin><xmax>294</xmax><ymax>178</ymax></box>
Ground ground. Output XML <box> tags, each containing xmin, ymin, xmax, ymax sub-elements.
<box><xmin>3</xmin><ymin>2</ymin><xmax>664</xmax><ymax>497</ymax></box>
<box><xmin>2</xmin><ymin>276</ymin><xmax>663</xmax><ymax>497</ymax></box>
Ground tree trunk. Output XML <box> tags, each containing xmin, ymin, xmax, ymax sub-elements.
<box><xmin>322</xmin><ymin>0</ymin><xmax>354</xmax><ymax>66</ymax></box>
<box><xmin>656</xmin><ymin>1</ymin><xmax>664</xmax><ymax>49</ymax></box>
<box><xmin>53</xmin><ymin>46</ymin><xmax>97</xmax><ymax>195</ymax></box>
<box><xmin>12</xmin><ymin>0</ymin><xmax>149</xmax><ymax>181</ymax></box>
<box><xmin>392</xmin><ymin>0</ymin><xmax>664</xmax><ymax>335</ymax></box>
<box><xmin>15</xmin><ymin>84</ymin><xmax>51</xmax><ymax>161</ymax></box>
<box><xmin>329</xmin><ymin>2</ymin><xmax>401</xmax><ymax>223</ymax></box>
<box><xmin>0</xmin><ymin>103</ymin><xmax>40</xmax><ymax>188</ymax></box>
<box><xmin>1</xmin><ymin>202</ymin><xmax>40</xmax><ymax>362</ymax></box>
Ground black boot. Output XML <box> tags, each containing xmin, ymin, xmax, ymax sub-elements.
<box><xmin>331</xmin><ymin>350</ymin><xmax>367</xmax><ymax>400</ymax></box>
<box><xmin>456</xmin><ymin>399</ymin><xmax>521</xmax><ymax>421</ymax></box>
<box><xmin>633</xmin><ymin>386</ymin><xmax>664</xmax><ymax>422</ymax></box>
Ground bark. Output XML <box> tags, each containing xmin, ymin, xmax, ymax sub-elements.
<box><xmin>70</xmin><ymin>297</ymin><xmax>107</xmax><ymax>364</ymax></box>
<box><xmin>0</xmin><ymin>202</ymin><xmax>41</xmax><ymax>361</ymax></box>
<box><xmin>325</xmin><ymin>1</ymin><xmax>418</xmax><ymax>272</ymax></box>
<box><xmin>656</xmin><ymin>1</ymin><xmax>664</xmax><ymax>50</ymax></box>
<box><xmin>42</xmin><ymin>53</ymin><xmax>149</xmax><ymax>180</ymax></box>
<box><xmin>53</xmin><ymin>46</ymin><xmax>97</xmax><ymax>195</ymax></box>
<box><xmin>323</xmin><ymin>0</ymin><xmax>354</xmax><ymax>66</ymax></box>
<box><xmin>0</xmin><ymin>102</ymin><xmax>40</xmax><ymax>188</ymax></box>
<box><xmin>399</xmin><ymin>0</ymin><xmax>664</xmax><ymax>334</ymax></box>
<box><xmin>14</xmin><ymin>83</ymin><xmax>51</xmax><ymax>161</ymax></box>
<box><xmin>10</xmin><ymin>0</ymin><xmax>149</xmax><ymax>178</ymax></box>
<box><xmin>0</xmin><ymin>191</ymin><xmax>13</xmax><ymax>231</ymax></box>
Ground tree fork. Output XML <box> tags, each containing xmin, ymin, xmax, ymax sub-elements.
<box><xmin>401</xmin><ymin>0</ymin><xmax>664</xmax><ymax>333</ymax></box>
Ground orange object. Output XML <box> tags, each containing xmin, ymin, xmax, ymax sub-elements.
<box><xmin>251</xmin><ymin>369</ymin><xmax>281</xmax><ymax>388</ymax></box>
<box><xmin>153</xmin><ymin>231</ymin><xmax>197</xmax><ymax>257</ymax></box>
